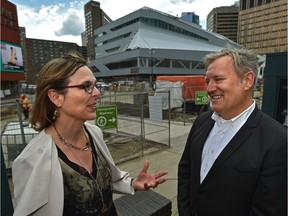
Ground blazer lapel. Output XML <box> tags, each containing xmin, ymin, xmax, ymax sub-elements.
<box><xmin>201</xmin><ymin>107</ymin><xmax>261</xmax><ymax>184</ymax></box>
<box><xmin>191</xmin><ymin>115</ymin><xmax>215</xmax><ymax>186</ymax></box>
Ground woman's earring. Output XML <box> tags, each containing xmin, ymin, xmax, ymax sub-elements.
<box><xmin>53</xmin><ymin>107</ymin><xmax>60</xmax><ymax>120</ymax></box>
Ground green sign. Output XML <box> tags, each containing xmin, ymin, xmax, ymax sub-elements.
<box><xmin>96</xmin><ymin>105</ymin><xmax>117</xmax><ymax>129</ymax></box>
<box><xmin>195</xmin><ymin>91</ymin><xmax>209</xmax><ymax>105</ymax></box>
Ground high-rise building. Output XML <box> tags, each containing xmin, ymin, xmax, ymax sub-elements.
<box><xmin>238</xmin><ymin>0</ymin><xmax>287</xmax><ymax>54</ymax></box>
<box><xmin>23</xmin><ymin>38</ymin><xmax>86</xmax><ymax>84</ymax></box>
<box><xmin>84</xmin><ymin>0</ymin><xmax>112</xmax><ymax>61</ymax></box>
<box><xmin>81</xmin><ymin>31</ymin><xmax>87</xmax><ymax>46</ymax></box>
<box><xmin>180</xmin><ymin>12</ymin><xmax>200</xmax><ymax>26</ymax></box>
<box><xmin>206</xmin><ymin>6</ymin><xmax>239</xmax><ymax>43</ymax></box>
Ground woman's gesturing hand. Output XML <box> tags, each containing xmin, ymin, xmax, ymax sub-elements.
<box><xmin>131</xmin><ymin>160</ymin><xmax>168</xmax><ymax>191</ymax></box>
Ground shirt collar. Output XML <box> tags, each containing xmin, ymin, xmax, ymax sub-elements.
<box><xmin>212</xmin><ymin>100</ymin><xmax>255</xmax><ymax>127</ymax></box>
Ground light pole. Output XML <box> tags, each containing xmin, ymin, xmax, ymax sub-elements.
<box><xmin>149</xmin><ymin>48</ymin><xmax>155</xmax><ymax>89</ymax></box>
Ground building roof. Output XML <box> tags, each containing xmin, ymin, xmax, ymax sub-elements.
<box><xmin>95</xmin><ymin>6</ymin><xmax>242</xmax><ymax>58</ymax></box>
<box><xmin>128</xmin><ymin>27</ymin><xmax>226</xmax><ymax>52</ymax></box>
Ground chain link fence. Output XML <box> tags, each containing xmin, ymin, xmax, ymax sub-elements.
<box><xmin>153</xmin><ymin>84</ymin><xmax>263</xmax><ymax>126</ymax></box>
<box><xmin>1</xmin><ymin>91</ymin><xmax>173</xmax><ymax>172</ymax></box>
<box><xmin>97</xmin><ymin>91</ymin><xmax>171</xmax><ymax>163</ymax></box>
<box><xmin>1</xmin><ymin>100</ymin><xmax>37</xmax><ymax>172</ymax></box>
<box><xmin>1</xmin><ymin>85</ymin><xmax>263</xmax><ymax>172</ymax></box>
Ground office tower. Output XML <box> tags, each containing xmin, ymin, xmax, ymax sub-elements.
<box><xmin>84</xmin><ymin>0</ymin><xmax>112</xmax><ymax>61</ymax></box>
<box><xmin>238</xmin><ymin>0</ymin><xmax>287</xmax><ymax>54</ymax></box>
<box><xmin>23</xmin><ymin>38</ymin><xmax>85</xmax><ymax>84</ymax></box>
<box><xmin>207</xmin><ymin>6</ymin><xmax>239</xmax><ymax>43</ymax></box>
<box><xmin>180</xmin><ymin>12</ymin><xmax>200</xmax><ymax>26</ymax></box>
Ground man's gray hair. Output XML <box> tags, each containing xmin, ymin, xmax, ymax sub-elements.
<box><xmin>204</xmin><ymin>46</ymin><xmax>259</xmax><ymax>89</ymax></box>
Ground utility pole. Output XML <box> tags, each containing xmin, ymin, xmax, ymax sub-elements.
<box><xmin>149</xmin><ymin>48</ymin><xmax>155</xmax><ymax>89</ymax></box>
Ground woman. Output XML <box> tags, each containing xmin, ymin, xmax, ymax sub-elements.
<box><xmin>12</xmin><ymin>52</ymin><xmax>167</xmax><ymax>216</ymax></box>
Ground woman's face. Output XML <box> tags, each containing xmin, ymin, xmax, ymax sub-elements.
<box><xmin>59</xmin><ymin>66</ymin><xmax>101</xmax><ymax>122</ymax></box>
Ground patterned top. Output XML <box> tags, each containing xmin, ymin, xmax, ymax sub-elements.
<box><xmin>57</xmin><ymin>130</ymin><xmax>118</xmax><ymax>216</ymax></box>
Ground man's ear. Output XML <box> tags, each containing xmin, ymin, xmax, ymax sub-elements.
<box><xmin>47</xmin><ymin>89</ymin><xmax>63</xmax><ymax>107</ymax></box>
<box><xmin>244</xmin><ymin>71</ymin><xmax>255</xmax><ymax>90</ymax></box>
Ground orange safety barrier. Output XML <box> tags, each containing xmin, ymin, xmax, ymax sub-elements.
<box><xmin>156</xmin><ymin>75</ymin><xmax>207</xmax><ymax>100</ymax></box>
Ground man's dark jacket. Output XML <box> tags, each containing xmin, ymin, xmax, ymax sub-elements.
<box><xmin>178</xmin><ymin>106</ymin><xmax>287</xmax><ymax>216</ymax></box>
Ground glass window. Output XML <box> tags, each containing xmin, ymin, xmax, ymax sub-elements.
<box><xmin>242</xmin><ymin>0</ymin><xmax>247</xmax><ymax>10</ymax></box>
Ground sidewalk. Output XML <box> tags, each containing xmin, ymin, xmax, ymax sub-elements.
<box><xmin>113</xmin><ymin>121</ymin><xmax>192</xmax><ymax>215</ymax></box>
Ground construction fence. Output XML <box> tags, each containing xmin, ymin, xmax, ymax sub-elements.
<box><xmin>1</xmin><ymin>91</ymin><xmax>174</xmax><ymax>173</ymax></box>
<box><xmin>106</xmin><ymin>84</ymin><xmax>211</xmax><ymax>125</ymax></box>
<box><xmin>1</xmin><ymin>85</ymin><xmax>263</xmax><ymax>172</ymax></box>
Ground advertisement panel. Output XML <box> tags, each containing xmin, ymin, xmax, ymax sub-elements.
<box><xmin>1</xmin><ymin>41</ymin><xmax>24</xmax><ymax>72</ymax></box>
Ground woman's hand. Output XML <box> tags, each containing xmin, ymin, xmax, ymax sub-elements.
<box><xmin>131</xmin><ymin>160</ymin><xmax>168</xmax><ymax>191</ymax></box>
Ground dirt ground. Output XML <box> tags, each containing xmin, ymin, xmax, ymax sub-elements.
<box><xmin>103</xmin><ymin>132</ymin><xmax>166</xmax><ymax>162</ymax></box>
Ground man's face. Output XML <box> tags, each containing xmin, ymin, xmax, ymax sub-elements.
<box><xmin>205</xmin><ymin>55</ymin><xmax>254</xmax><ymax>120</ymax></box>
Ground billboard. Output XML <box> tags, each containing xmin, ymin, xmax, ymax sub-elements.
<box><xmin>1</xmin><ymin>41</ymin><xmax>24</xmax><ymax>72</ymax></box>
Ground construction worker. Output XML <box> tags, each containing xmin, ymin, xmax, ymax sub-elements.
<box><xmin>20</xmin><ymin>94</ymin><xmax>30</xmax><ymax>119</ymax></box>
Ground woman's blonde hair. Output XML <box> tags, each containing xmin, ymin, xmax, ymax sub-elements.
<box><xmin>30</xmin><ymin>51</ymin><xmax>87</xmax><ymax>131</ymax></box>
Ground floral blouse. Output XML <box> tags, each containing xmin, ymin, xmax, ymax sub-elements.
<box><xmin>57</xmin><ymin>131</ymin><xmax>118</xmax><ymax>216</ymax></box>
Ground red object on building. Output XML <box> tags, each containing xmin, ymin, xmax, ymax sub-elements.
<box><xmin>1</xmin><ymin>0</ymin><xmax>25</xmax><ymax>81</ymax></box>
<box><xmin>156</xmin><ymin>75</ymin><xmax>207</xmax><ymax>100</ymax></box>
<box><xmin>1</xmin><ymin>0</ymin><xmax>20</xmax><ymax>44</ymax></box>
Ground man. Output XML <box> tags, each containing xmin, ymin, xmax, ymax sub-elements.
<box><xmin>20</xmin><ymin>94</ymin><xmax>30</xmax><ymax>119</ymax></box>
<box><xmin>178</xmin><ymin>47</ymin><xmax>287</xmax><ymax>216</ymax></box>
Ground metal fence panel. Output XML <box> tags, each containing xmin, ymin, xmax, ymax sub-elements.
<box><xmin>1</xmin><ymin>101</ymin><xmax>38</xmax><ymax>170</ymax></box>
<box><xmin>97</xmin><ymin>91</ymin><xmax>171</xmax><ymax>164</ymax></box>
<box><xmin>1</xmin><ymin>92</ymin><xmax>172</xmax><ymax>169</ymax></box>
<box><xmin>1</xmin><ymin>87</ymin><xmax>263</xmax><ymax>169</ymax></box>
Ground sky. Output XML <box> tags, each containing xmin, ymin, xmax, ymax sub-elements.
<box><xmin>10</xmin><ymin>0</ymin><xmax>238</xmax><ymax>46</ymax></box>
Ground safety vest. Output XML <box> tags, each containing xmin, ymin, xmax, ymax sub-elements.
<box><xmin>22</xmin><ymin>98</ymin><xmax>30</xmax><ymax>109</ymax></box>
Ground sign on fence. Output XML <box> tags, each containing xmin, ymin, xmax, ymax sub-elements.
<box><xmin>149</xmin><ymin>96</ymin><xmax>163</xmax><ymax>123</ymax></box>
<box><xmin>195</xmin><ymin>91</ymin><xmax>209</xmax><ymax>105</ymax></box>
<box><xmin>96</xmin><ymin>105</ymin><xmax>118</xmax><ymax>129</ymax></box>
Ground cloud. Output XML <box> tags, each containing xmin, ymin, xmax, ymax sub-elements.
<box><xmin>170</xmin><ymin>0</ymin><xmax>197</xmax><ymax>4</ymax></box>
<box><xmin>55</xmin><ymin>11</ymin><xmax>84</xmax><ymax>36</ymax></box>
<box><xmin>14</xmin><ymin>0</ymin><xmax>238</xmax><ymax>46</ymax></box>
<box><xmin>16</xmin><ymin>2</ymin><xmax>84</xmax><ymax>45</ymax></box>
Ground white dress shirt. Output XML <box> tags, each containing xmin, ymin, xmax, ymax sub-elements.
<box><xmin>200</xmin><ymin>101</ymin><xmax>255</xmax><ymax>183</ymax></box>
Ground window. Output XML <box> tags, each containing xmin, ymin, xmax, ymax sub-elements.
<box><xmin>242</xmin><ymin>0</ymin><xmax>247</xmax><ymax>10</ymax></box>
<box><xmin>250</xmin><ymin>0</ymin><xmax>254</xmax><ymax>8</ymax></box>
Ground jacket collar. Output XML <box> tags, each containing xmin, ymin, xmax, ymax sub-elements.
<box><xmin>201</xmin><ymin>106</ymin><xmax>261</xmax><ymax>185</ymax></box>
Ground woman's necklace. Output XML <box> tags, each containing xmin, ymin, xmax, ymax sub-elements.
<box><xmin>54</xmin><ymin>124</ymin><xmax>108</xmax><ymax>213</ymax></box>
<box><xmin>69</xmin><ymin>141</ymin><xmax>108</xmax><ymax>213</ymax></box>
<box><xmin>88</xmin><ymin>150</ymin><xmax>108</xmax><ymax>213</ymax></box>
<box><xmin>53</xmin><ymin>124</ymin><xmax>91</xmax><ymax>151</ymax></box>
